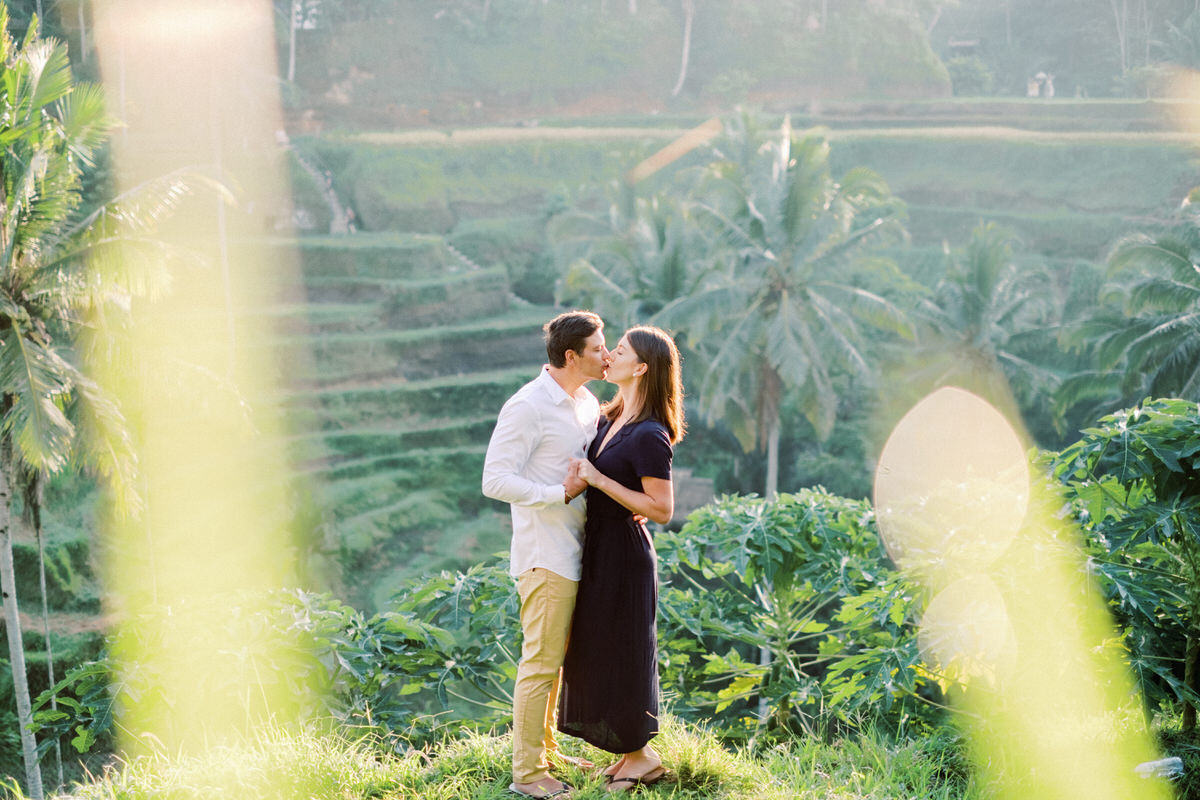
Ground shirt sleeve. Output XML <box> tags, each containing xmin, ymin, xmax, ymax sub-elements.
<box><xmin>630</xmin><ymin>422</ymin><xmax>672</xmax><ymax>481</ymax></box>
<box><xmin>481</xmin><ymin>397</ymin><xmax>564</xmax><ymax>508</ymax></box>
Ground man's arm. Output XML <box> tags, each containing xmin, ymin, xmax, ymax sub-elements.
<box><xmin>482</xmin><ymin>398</ymin><xmax>566</xmax><ymax>507</ymax></box>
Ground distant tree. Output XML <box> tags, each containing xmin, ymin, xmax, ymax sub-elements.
<box><xmin>659</xmin><ymin>115</ymin><xmax>911</xmax><ymax>500</ymax></box>
<box><xmin>1158</xmin><ymin>9</ymin><xmax>1200</xmax><ymax>68</ymax></box>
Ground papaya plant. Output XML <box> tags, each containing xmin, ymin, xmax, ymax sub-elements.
<box><xmin>1046</xmin><ymin>397</ymin><xmax>1200</xmax><ymax>729</ymax></box>
<box><xmin>655</xmin><ymin>489</ymin><xmax>936</xmax><ymax>742</ymax></box>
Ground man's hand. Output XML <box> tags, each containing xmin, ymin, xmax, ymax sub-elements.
<box><xmin>564</xmin><ymin>459</ymin><xmax>587</xmax><ymax>501</ymax></box>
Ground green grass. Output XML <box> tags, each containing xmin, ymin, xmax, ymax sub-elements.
<box><xmin>6</xmin><ymin>717</ymin><xmax>982</xmax><ymax>800</ymax></box>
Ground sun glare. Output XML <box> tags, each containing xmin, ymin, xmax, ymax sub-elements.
<box><xmin>91</xmin><ymin>0</ymin><xmax>308</xmax><ymax>756</ymax></box>
<box><xmin>875</xmin><ymin>386</ymin><xmax>1170</xmax><ymax>799</ymax></box>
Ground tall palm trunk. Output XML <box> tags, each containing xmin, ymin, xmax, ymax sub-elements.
<box><xmin>670</xmin><ymin>0</ymin><xmax>694</xmax><ymax>97</ymax></box>
<box><xmin>0</xmin><ymin>462</ymin><xmax>44</xmax><ymax>799</ymax></box>
<box><xmin>77</xmin><ymin>0</ymin><xmax>87</xmax><ymax>63</ymax></box>
<box><xmin>765</xmin><ymin>422</ymin><xmax>780</xmax><ymax>502</ymax></box>
<box><xmin>287</xmin><ymin>0</ymin><xmax>298</xmax><ymax>82</ymax></box>
<box><xmin>30</xmin><ymin>476</ymin><xmax>63</xmax><ymax>787</ymax></box>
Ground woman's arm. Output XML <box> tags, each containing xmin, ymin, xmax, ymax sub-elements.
<box><xmin>573</xmin><ymin>458</ymin><xmax>674</xmax><ymax>525</ymax></box>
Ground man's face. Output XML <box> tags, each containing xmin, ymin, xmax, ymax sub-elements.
<box><xmin>574</xmin><ymin>328</ymin><xmax>609</xmax><ymax>381</ymax></box>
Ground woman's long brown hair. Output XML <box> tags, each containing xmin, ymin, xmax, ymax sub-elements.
<box><xmin>602</xmin><ymin>325</ymin><xmax>686</xmax><ymax>444</ymax></box>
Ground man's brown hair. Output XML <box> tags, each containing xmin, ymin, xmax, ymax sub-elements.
<box><xmin>544</xmin><ymin>310</ymin><xmax>603</xmax><ymax>368</ymax></box>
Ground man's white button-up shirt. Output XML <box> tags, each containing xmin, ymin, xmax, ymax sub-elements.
<box><xmin>482</xmin><ymin>367</ymin><xmax>600</xmax><ymax>581</ymax></box>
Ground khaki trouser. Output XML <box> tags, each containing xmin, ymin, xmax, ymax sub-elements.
<box><xmin>512</xmin><ymin>567</ymin><xmax>578</xmax><ymax>784</ymax></box>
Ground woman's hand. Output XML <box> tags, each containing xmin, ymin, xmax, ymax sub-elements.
<box><xmin>569</xmin><ymin>458</ymin><xmax>672</xmax><ymax>525</ymax></box>
<box><xmin>570</xmin><ymin>458</ymin><xmax>598</xmax><ymax>486</ymax></box>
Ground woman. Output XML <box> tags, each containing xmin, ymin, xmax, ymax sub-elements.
<box><xmin>557</xmin><ymin>325</ymin><xmax>685</xmax><ymax>793</ymax></box>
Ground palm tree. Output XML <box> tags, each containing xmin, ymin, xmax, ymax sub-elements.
<box><xmin>658</xmin><ymin>115</ymin><xmax>911</xmax><ymax>500</ymax></box>
<box><xmin>0</xmin><ymin>12</ymin><xmax>198</xmax><ymax>796</ymax></box>
<box><xmin>899</xmin><ymin>222</ymin><xmax>1059</xmax><ymax>430</ymax></box>
<box><xmin>550</xmin><ymin>184</ymin><xmax>706</xmax><ymax>330</ymax></box>
<box><xmin>1058</xmin><ymin>198</ymin><xmax>1200</xmax><ymax>420</ymax></box>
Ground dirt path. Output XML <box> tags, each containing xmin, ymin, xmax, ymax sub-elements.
<box><xmin>5</xmin><ymin>610</ymin><xmax>113</xmax><ymax>636</ymax></box>
<box><xmin>339</xmin><ymin>125</ymin><xmax>1200</xmax><ymax>147</ymax></box>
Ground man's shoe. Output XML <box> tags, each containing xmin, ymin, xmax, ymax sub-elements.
<box><xmin>509</xmin><ymin>780</ymin><xmax>574</xmax><ymax>799</ymax></box>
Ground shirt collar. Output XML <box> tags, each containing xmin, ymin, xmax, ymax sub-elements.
<box><xmin>538</xmin><ymin>366</ymin><xmax>576</xmax><ymax>406</ymax></box>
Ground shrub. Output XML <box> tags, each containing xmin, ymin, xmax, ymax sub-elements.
<box><xmin>945</xmin><ymin>56</ymin><xmax>994</xmax><ymax>97</ymax></box>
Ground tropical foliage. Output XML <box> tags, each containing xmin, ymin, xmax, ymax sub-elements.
<box><xmin>656</xmin><ymin>489</ymin><xmax>929</xmax><ymax>742</ymax></box>
<box><xmin>1057</xmin><ymin>200</ymin><xmax>1200</xmax><ymax>422</ymax></box>
<box><xmin>0</xmin><ymin>11</ymin><xmax>124</xmax><ymax>796</ymax></box>
<box><xmin>28</xmin><ymin>398</ymin><xmax>1200</xmax><ymax>799</ymax></box>
<box><xmin>550</xmin><ymin>186</ymin><xmax>701</xmax><ymax>331</ymax></box>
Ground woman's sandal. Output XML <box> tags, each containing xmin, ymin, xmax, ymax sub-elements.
<box><xmin>605</xmin><ymin>766</ymin><xmax>665</xmax><ymax>793</ymax></box>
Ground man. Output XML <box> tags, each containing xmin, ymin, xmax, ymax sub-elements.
<box><xmin>482</xmin><ymin>310</ymin><xmax>608</xmax><ymax>799</ymax></box>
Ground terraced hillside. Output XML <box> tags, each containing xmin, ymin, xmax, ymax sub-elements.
<box><xmin>278</xmin><ymin>112</ymin><xmax>1200</xmax><ymax>608</ymax></box>
<box><xmin>265</xmin><ymin>233</ymin><xmax>555</xmax><ymax>609</ymax></box>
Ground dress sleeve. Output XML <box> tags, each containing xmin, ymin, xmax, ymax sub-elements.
<box><xmin>630</xmin><ymin>422</ymin><xmax>672</xmax><ymax>481</ymax></box>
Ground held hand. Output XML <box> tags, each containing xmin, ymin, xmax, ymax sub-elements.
<box><xmin>564</xmin><ymin>459</ymin><xmax>587</xmax><ymax>498</ymax></box>
<box><xmin>573</xmin><ymin>458</ymin><xmax>599</xmax><ymax>486</ymax></box>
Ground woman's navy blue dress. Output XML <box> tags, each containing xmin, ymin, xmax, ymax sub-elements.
<box><xmin>558</xmin><ymin>416</ymin><xmax>672</xmax><ymax>754</ymax></box>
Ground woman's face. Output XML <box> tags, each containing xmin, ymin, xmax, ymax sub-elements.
<box><xmin>605</xmin><ymin>334</ymin><xmax>646</xmax><ymax>385</ymax></box>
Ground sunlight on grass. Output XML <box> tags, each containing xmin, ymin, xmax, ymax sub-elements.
<box><xmin>874</xmin><ymin>386</ymin><xmax>1171</xmax><ymax>800</ymax></box>
<box><xmin>44</xmin><ymin>725</ymin><xmax>416</xmax><ymax>800</ymax></box>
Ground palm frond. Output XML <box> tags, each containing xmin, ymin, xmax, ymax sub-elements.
<box><xmin>57</xmin><ymin>81</ymin><xmax>113</xmax><ymax>166</ymax></box>
<box><xmin>765</xmin><ymin>292</ymin><xmax>812</xmax><ymax>388</ymax></box>
<box><xmin>21</xmin><ymin>36</ymin><xmax>74</xmax><ymax>115</ymax></box>
<box><xmin>556</xmin><ymin>258</ymin><xmax>633</xmax><ymax>328</ymax></box>
<box><xmin>688</xmin><ymin>199</ymin><xmax>761</xmax><ymax>257</ymax></box>
<box><xmin>805</xmin><ymin>289</ymin><xmax>873</xmax><ymax>382</ymax></box>
<box><xmin>1053</xmin><ymin>370</ymin><xmax>1127</xmax><ymax>425</ymax></box>
<box><xmin>1122</xmin><ymin>312</ymin><xmax>1200</xmax><ymax>366</ymax></box>
<box><xmin>0</xmin><ymin>325</ymin><xmax>75</xmax><ymax>473</ymax></box>
<box><xmin>1126</xmin><ymin>276</ymin><xmax>1200</xmax><ymax>315</ymax></box>
<box><xmin>66</xmin><ymin>167</ymin><xmax>232</xmax><ymax>240</ymax></box>
<box><xmin>66</xmin><ymin>372</ymin><xmax>142</xmax><ymax>517</ymax></box>
<box><xmin>653</xmin><ymin>284</ymin><xmax>755</xmax><ymax>348</ymax></box>
<box><xmin>826</xmin><ymin>282</ymin><xmax>915</xmax><ymax>341</ymax></box>
<box><xmin>1108</xmin><ymin>234</ymin><xmax>1195</xmax><ymax>283</ymax></box>
<box><xmin>30</xmin><ymin>236</ymin><xmax>183</xmax><ymax>310</ymax></box>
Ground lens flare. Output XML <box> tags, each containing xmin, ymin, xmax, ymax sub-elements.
<box><xmin>91</xmin><ymin>0</ymin><xmax>311</xmax><ymax>757</ymax></box>
<box><xmin>875</xmin><ymin>386</ymin><xmax>1170</xmax><ymax>800</ymax></box>
<box><xmin>874</xmin><ymin>386</ymin><xmax>1028</xmax><ymax>580</ymax></box>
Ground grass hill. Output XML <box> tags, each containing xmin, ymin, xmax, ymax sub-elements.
<box><xmin>21</xmin><ymin>715</ymin><xmax>973</xmax><ymax>800</ymax></box>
